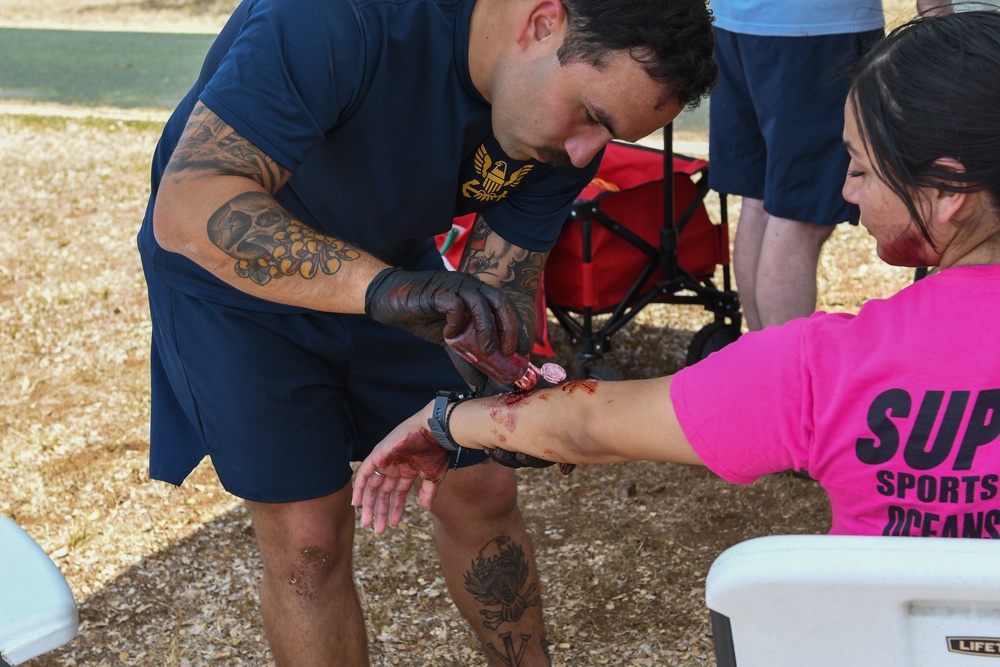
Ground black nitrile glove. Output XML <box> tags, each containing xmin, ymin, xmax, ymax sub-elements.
<box><xmin>446</xmin><ymin>348</ymin><xmax>519</xmax><ymax>396</ymax></box>
<box><xmin>365</xmin><ymin>268</ymin><xmax>527</xmax><ymax>349</ymax></box>
<box><xmin>483</xmin><ymin>446</ymin><xmax>576</xmax><ymax>476</ymax></box>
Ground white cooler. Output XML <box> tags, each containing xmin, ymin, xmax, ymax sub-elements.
<box><xmin>706</xmin><ymin>535</ymin><xmax>1000</xmax><ymax>667</ymax></box>
<box><xmin>0</xmin><ymin>516</ymin><xmax>78</xmax><ymax>666</ymax></box>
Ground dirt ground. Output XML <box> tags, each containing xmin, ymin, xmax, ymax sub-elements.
<box><xmin>0</xmin><ymin>2</ymin><xmax>921</xmax><ymax>666</ymax></box>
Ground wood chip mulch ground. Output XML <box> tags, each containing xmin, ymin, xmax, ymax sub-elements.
<box><xmin>1</xmin><ymin>3</ymin><xmax>919</xmax><ymax>662</ymax></box>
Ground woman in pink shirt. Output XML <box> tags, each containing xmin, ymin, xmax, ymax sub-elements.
<box><xmin>354</xmin><ymin>10</ymin><xmax>1000</xmax><ymax>539</ymax></box>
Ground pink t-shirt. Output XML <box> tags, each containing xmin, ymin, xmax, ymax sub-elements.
<box><xmin>671</xmin><ymin>265</ymin><xmax>1000</xmax><ymax>537</ymax></box>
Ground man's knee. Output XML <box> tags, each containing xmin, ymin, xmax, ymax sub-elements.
<box><xmin>247</xmin><ymin>492</ymin><xmax>357</xmax><ymax>590</ymax></box>
<box><xmin>431</xmin><ymin>462</ymin><xmax>520</xmax><ymax>524</ymax></box>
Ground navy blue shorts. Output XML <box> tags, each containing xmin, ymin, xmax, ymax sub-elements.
<box><xmin>708</xmin><ymin>27</ymin><xmax>883</xmax><ymax>226</ymax></box>
<box><xmin>143</xmin><ymin>275</ymin><xmax>486</xmax><ymax>503</ymax></box>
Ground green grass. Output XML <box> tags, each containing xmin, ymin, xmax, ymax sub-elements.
<box><xmin>0</xmin><ymin>27</ymin><xmax>215</xmax><ymax>108</ymax></box>
<box><xmin>0</xmin><ymin>25</ymin><xmax>710</xmax><ymax>133</ymax></box>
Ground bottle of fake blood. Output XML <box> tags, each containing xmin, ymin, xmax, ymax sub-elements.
<box><xmin>445</xmin><ymin>325</ymin><xmax>566</xmax><ymax>390</ymax></box>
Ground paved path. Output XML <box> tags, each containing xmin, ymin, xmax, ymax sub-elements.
<box><xmin>0</xmin><ymin>25</ymin><xmax>708</xmax><ymax>154</ymax></box>
<box><xmin>0</xmin><ymin>27</ymin><xmax>214</xmax><ymax>110</ymax></box>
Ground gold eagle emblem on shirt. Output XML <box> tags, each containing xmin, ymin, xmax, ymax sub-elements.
<box><xmin>461</xmin><ymin>143</ymin><xmax>534</xmax><ymax>202</ymax></box>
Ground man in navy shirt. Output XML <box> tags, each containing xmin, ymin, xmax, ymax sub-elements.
<box><xmin>139</xmin><ymin>0</ymin><xmax>716</xmax><ymax>663</ymax></box>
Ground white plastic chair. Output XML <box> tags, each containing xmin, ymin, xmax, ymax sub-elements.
<box><xmin>0</xmin><ymin>516</ymin><xmax>79</xmax><ymax>666</ymax></box>
<box><xmin>706</xmin><ymin>535</ymin><xmax>1000</xmax><ymax>667</ymax></box>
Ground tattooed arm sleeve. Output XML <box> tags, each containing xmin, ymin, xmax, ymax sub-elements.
<box><xmin>456</xmin><ymin>214</ymin><xmax>546</xmax><ymax>346</ymax></box>
<box><xmin>152</xmin><ymin>101</ymin><xmax>387</xmax><ymax>313</ymax></box>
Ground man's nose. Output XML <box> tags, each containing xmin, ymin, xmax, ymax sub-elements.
<box><xmin>565</xmin><ymin>128</ymin><xmax>611</xmax><ymax>168</ymax></box>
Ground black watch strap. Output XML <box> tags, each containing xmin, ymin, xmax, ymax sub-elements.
<box><xmin>427</xmin><ymin>389</ymin><xmax>477</xmax><ymax>451</ymax></box>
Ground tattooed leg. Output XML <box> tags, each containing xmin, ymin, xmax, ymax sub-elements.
<box><xmin>429</xmin><ymin>463</ymin><xmax>551</xmax><ymax>666</ymax></box>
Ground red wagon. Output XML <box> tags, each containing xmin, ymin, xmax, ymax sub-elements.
<box><xmin>542</xmin><ymin>140</ymin><xmax>741</xmax><ymax>377</ymax></box>
<box><xmin>439</xmin><ymin>138</ymin><xmax>742</xmax><ymax>378</ymax></box>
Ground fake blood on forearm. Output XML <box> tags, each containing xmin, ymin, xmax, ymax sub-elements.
<box><xmin>446</xmin><ymin>325</ymin><xmax>576</xmax><ymax>475</ymax></box>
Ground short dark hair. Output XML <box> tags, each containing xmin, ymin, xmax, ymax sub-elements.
<box><xmin>556</xmin><ymin>0</ymin><xmax>717</xmax><ymax>111</ymax></box>
<box><xmin>849</xmin><ymin>10</ymin><xmax>1000</xmax><ymax>246</ymax></box>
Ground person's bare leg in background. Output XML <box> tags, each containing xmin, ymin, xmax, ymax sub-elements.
<box><xmin>733</xmin><ymin>196</ymin><xmax>834</xmax><ymax>331</ymax></box>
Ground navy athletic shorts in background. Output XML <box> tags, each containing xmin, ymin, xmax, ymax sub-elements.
<box><xmin>708</xmin><ymin>27</ymin><xmax>883</xmax><ymax>226</ymax></box>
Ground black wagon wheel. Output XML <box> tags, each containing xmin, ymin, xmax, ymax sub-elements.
<box><xmin>685</xmin><ymin>321</ymin><xmax>741</xmax><ymax>366</ymax></box>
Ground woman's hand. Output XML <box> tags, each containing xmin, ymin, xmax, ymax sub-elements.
<box><xmin>351</xmin><ymin>402</ymin><xmax>450</xmax><ymax>534</ymax></box>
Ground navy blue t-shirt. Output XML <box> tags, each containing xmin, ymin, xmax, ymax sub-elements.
<box><xmin>138</xmin><ymin>0</ymin><xmax>601</xmax><ymax>312</ymax></box>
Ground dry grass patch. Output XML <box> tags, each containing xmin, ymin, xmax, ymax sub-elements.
<box><xmin>0</xmin><ymin>0</ymin><xmax>237</xmax><ymax>32</ymax></box>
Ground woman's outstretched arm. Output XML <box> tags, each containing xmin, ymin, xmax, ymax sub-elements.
<box><xmin>352</xmin><ymin>377</ymin><xmax>703</xmax><ymax>533</ymax></box>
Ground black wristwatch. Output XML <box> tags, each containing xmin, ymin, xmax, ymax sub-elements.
<box><xmin>427</xmin><ymin>389</ymin><xmax>478</xmax><ymax>451</ymax></box>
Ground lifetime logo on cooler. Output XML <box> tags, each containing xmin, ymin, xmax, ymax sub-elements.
<box><xmin>948</xmin><ymin>637</ymin><xmax>1000</xmax><ymax>657</ymax></box>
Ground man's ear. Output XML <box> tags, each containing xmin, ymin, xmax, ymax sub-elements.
<box><xmin>927</xmin><ymin>157</ymin><xmax>968</xmax><ymax>227</ymax></box>
<box><xmin>515</xmin><ymin>0</ymin><xmax>566</xmax><ymax>49</ymax></box>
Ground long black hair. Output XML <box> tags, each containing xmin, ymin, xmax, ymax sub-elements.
<box><xmin>557</xmin><ymin>0</ymin><xmax>717</xmax><ymax>111</ymax></box>
<box><xmin>849</xmin><ymin>10</ymin><xmax>1000</xmax><ymax>244</ymax></box>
